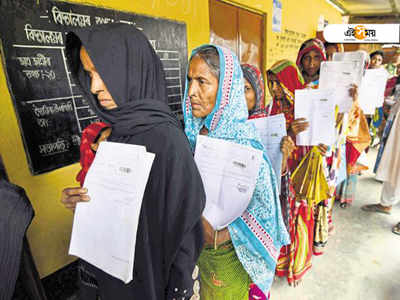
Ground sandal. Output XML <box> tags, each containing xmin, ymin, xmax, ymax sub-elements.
<box><xmin>361</xmin><ymin>204</ymin><xmax>391</xmax><ymax>215</ymax></box>
<box><xmin>392</xmin><ymin>222</ymin><xmax>400</xmax><ymax>235</ymax></box>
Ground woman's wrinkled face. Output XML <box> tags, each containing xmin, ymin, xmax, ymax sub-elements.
<box><xmin>80</xmin><ymin>47</ymin><xmax>118</xmax><ymax>110</ymax></box>
<box><xmin>187</xmin><ymin>56</ymin><xmax>219</xmax><ymax>118</ymax></box>
<box><xmin>326</xmin><ymin>45</ymin><xmax>337</xmax><ymax>61</ymax></box>
<box><xmin>370</xmin><ymin>54</ymin><xmax>383</xmax><ymax>69</ymax></box>
<box><xmin>267</xmin><ymin>73</ymin><xmax>284</xmax><ymax>100</ymax></box>
<box><xmin>301</xmin><ymin>49</ymin><xmax>322</xmax><ymax>77</ymax></box>
<box><xmin>244</xmin><ymin>79</ymin><xmax>256</xmax><ymax>112</ymax></box>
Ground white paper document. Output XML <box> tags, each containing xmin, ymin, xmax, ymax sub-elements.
<box><xmin>295</xmin><ymin>89</ymin><xmax>336</xmax><ymax>146</ymax></box>
<box><xmin>332</xmin><ymin>51</ymin><xmax>368</xmax><ymax>87</ymax></box>
<box><xmin>359</xmin><ymin>68</ymin><xmax>389</xmax><ymax>114</ymax></box>
<box><xmin>319</xmin><ymin>61</ymin><xmax>361</xmax><ymax>113</ymax></box>
<box><xmin>194</xmin><ymin>135</ymin><xmax>263</xmax><ymax>230</ymax></box>
<box><xmin>69</xmin><ymin>141</ymin><xmax>155</xmax><ymax>284</ymax></box>
<box><xmin>248</xmin><ymin>113</ymin><xmax>287</xmax><ymax>190</ymax></box>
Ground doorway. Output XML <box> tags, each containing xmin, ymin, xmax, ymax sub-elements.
<box><xmin>209</xmin><ymin>0</ymin><xmax>265</xmax><ymax>71</ymax></box>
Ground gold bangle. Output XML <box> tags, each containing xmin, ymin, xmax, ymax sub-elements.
<box><xmin>214</xmin><ymin>230</ymin><xmax>218</xmax><ymax>250</ymax></box>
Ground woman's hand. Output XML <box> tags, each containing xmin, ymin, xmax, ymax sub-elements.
<box><xmin>281</xmin><ymin>136</ymin><xmax>295</xmax><ymax>173</ymax></box>
<box><xmin>290</xmin><ymin>118</ymin><xmax>309</xmax><ymax>136</ymax></box>
<box><xmin>349</xmin><ymin>83</ymin><xmax>358</xmax><ymax>103</ymax></box>
<box><xmin>201</xmin><ymin>217</ymin><xmax>215</xmax><ymax>245</ymax></box>
<box><xmin>281</xmin><ymin>136</ymin><xmax>295</xmax><ymax>159</ymax></box>
<box><xmin>61</xmin><ymin>187</ymin><xmax>90</xmax><ymax>212</ymax></box>
<box><xmin>316</xmin><ymin>144</ymin><xmax>329</xmax><ymax>156</ymax></box>
<box><xmin>201</xmin><ymin>217</ymin><xmax>230</xmax><ymax>247</ymax></box>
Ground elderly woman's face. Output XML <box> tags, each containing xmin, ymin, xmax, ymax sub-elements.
<box><xmin>301</xmin><ymin>49</ymin><xmax>322</xmax><ymax>77</ymax></box>
<box><xmin>187</xmin><ymin>56</ymin><xmax>219</xmax><ymax>118</ymax></box>
<box><xmin>80</xmin><ymin>47</ymin><xmax>117</xmax><ymax>110</ymax></box>
<box><xmin>244</xmin><ymin>79</ymin><xmax>256</xmax><ymax>112</ymax></box>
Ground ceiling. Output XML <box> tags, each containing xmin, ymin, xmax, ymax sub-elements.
<box><xmin>330</xmin><ymin>0</ymin><xmax>400</xmax><ymax>16</ymax></box>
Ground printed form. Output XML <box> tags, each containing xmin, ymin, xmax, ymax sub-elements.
<box><xmin>359</xmin><ymin>68</ymin><xmax>389</xmax><ymax>114</ymax></box>
<box><xmin>194</xmin><ymin>135</ymin><xmax>263</xmax><ymax>230</ymax></box>
<box><xmin>69</xmin><ymin>141</ymin><xmax>155</xmax><ymax>283</ymax></box>
<box><xmin>295</xmin><ymin>89</ymin><xmax>336</xmax><ymax>146</ymax></box>
<box><xmin>319</xmin><ymin>61</ymin><xmax>361</xmax><ymax>113</ymax></box>
<box><xmin>332</xmin><ymin>50</ymin><xmax>367</xmax><ymax>86</ymax></box>
<box><xmin>248</xmin><ymin>113</ymin><xmax>287</xmax><ymax>191</ymax></box>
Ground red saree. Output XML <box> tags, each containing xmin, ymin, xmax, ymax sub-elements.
<box><xmin>266</xmin><ymin>60</ymin><xmax>314</xmax><ymax>284</ymax></box>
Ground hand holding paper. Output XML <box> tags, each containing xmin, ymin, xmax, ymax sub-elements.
<box><xmin>319</xmin><ymin>61</ymin><xmax>361</xmax><ymax>113</ymax></box>
<box><xmin>194</xmin><ymin>135</ymin><xmax>263</xmax><ymax>230</ymax></box>
<box><xmin>332</xmin><ymin>50</ymin><xmax>368</xmax><ymax>84</ymax></box>
<box><xmin>294</xmin><ymin>89</ymin><xmax>336</xmax><ymax>146</ymax></box>
<box><xmin>69</xmin><ymin>141</ymin><xmax>155</xmax><ymax>284</ymax></box>
<box><xmin>247</xmin><ymin>113</ymin><xmax>287</xmax><ymax>190</ymax></box>
<box><xmin>290</xmin><ymin>118</ymin><xmax>309</xmax><ymax>136</ymax></box>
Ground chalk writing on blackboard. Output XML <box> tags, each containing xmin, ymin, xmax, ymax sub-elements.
<box><xmin>51</xmin><ymin>7</ymin><xmax>91</xmax><ymax>27</ymax></box>
<box><xmin>25</xmin><ymin>24</ymin><xmax>64</xmax><ymax>45</ymax></box>
<box><xmin>158</xmin><ymin>49</ymin><xmax>184</xmax><ymax>114</ymax></box>
<box><xmin>1</xmin><ymin>0</ymin><xmax>188</xmax><ymax>174</ymax></box>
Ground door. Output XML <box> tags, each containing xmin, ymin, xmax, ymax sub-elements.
<box><xmin>209</xmin><ymin>0</ymin><xmax>265</xmax><ymax>71</ymax></box>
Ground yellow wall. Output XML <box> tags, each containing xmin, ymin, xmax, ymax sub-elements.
<box><xmin>0</xmin><ymin>0</ymin><xmax>341</xmax><ymax>277</ymax></box>
<box><xmin>220</xmin><ymin>0</ymin><xmax>342</xmax><ymax>68</ymax></box>
<box><xmin>266</xmin><ymin>0</ymin><xmax>343</xmax><ymax>68</ymax></box>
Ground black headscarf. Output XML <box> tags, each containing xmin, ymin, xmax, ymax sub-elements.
<box><xmin>65</xmin><ymin>24</ymin><xmax>204</xmax><ymax>299</ymax></box>
<box><xmin>66</xmin><ymin>23</ymin><xmax>178</xmax><ymax>137</ymax></box>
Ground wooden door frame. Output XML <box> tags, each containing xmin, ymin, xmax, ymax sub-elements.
<box><xmin>208</xmin><ymin>0</ymin><xmax>267</xmax><ymax>74</ymax></box>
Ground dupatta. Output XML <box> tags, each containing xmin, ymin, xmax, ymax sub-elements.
<box><xmin>183</xmin><ymin>45</ymin><xmax>290</xmax><ymax>293</ymax></box>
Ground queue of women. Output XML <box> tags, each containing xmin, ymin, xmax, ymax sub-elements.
<box><xmin>60</xmin><ymin>23</ymin><xmax>382</xmax><ymax>299</ymax></box>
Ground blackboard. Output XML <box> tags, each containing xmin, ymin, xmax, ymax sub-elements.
<box><xmin>0</xmin><ymin>0</ymin><xmax>188</xmax><ymax>175</ymax></box>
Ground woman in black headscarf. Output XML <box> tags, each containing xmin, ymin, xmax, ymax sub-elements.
<box><xmin>61</xmin><ymin>23</ymin><xmax>205</xmax><ymax>300</ymax></box>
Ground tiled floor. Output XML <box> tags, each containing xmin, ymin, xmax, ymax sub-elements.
<box><xmin>271</xmin><ymin>148</ymin><xmax>400</xmax><ymax>300</ymax></box>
